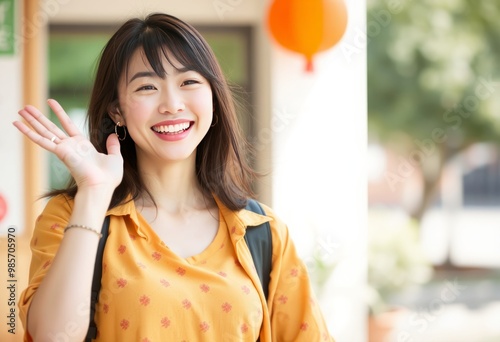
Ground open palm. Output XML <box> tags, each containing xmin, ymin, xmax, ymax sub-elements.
<box><xmin>13</xmin><ymin>99</ymin><xmax>123</xmax><ymax>191</ymax></box>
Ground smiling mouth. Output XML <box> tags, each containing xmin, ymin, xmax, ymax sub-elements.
<box><xmin>152</xmin><ymin>122</ymin><xmax>193</xmax><ymax>134</ymax></box>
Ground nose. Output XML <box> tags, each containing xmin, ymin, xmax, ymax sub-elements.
<box><xmin>158</xmin><ymin>87</ymin><xmax>185</xmax><ymax>114</ymax></box>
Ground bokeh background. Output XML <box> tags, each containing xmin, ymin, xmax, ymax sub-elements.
<box><xmin>367</xmin><ymin>0</ymin><xmax>500</xmax><ymax>341</ymax></box>
<box><xmin>4</xmin><ymin>0</ymin><xmax>500</xmax><ymax>341</ymax></box>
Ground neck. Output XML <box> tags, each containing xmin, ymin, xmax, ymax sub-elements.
<box><xmin>136</xmin><ymin>153</ymin><xmax>210</xmax><ymax>214</ymax></box>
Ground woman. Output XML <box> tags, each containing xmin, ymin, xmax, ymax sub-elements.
<box><xmin>15</xmin><ymin>13</ymin><xmax>334</xmax><ymax>342</ymax></box>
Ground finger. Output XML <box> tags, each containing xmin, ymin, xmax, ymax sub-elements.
<box><xmin>22</xmin><ymin>105</ymin><xmax>67</xmax><ymax>140</ymax></box>
<box><xmin>18</xmin><ymin>108</ymin><xmax>63</xmax><ymax>143</ymax></box>
<box><xmin>12</xmin><ymin>121</ymin><xmax>57</xmax><ymax>151</ymax></box>
<box><xmin>47</xmin><ymin>99</ymin><xmax>82</xmax><ymax>137</ymax></box>
<box><xmin>106</xmin><ymin>133</ymin><xmax>122</xmax><ymax>156</ymax></box>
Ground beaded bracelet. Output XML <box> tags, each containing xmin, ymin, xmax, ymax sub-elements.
<box><xmin>64</xmin><ymin>224</ymin><xmax>102</xmax><ymax>238</ymax></box>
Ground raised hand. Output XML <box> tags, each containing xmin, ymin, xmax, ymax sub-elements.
<box><xmin>13</xmin><ymin>99</ymin><xmax>123</xmax><ymax>192</ymax></box>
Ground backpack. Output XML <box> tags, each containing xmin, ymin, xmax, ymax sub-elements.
<box><xmin>85</xmin><ymin>199</ymin><xmax>272</xmax><ymax>341</ymax></box>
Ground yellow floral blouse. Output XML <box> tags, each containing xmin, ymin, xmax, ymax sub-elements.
<box><xmin>19</xmin><ymin>195</ymin><xmax>334</xmax><ymax>341</ymax></box>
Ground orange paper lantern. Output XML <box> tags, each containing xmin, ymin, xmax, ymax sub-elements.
<box><xmin>267</xmin><ymin>0</ymin><xmax>348</xmax><ymax>72</ymax></box>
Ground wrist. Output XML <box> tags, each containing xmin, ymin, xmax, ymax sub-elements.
<box><xmin>76</xmin><ymin>185</ymin><xmax>115</xmax><ymax>199</ymax></box>
<box><xmin>70</xmin><ymin>188</ymin><xmax>113</xmax><ymax>233</ymax></box>
<box><xmin>74</xmin><ymin>187</ymin><xmax>114</xmax><ymax>212</ymax></box>
<box><xmin>64</xmin><ymin>224</ymin><xmax>103</xmax><ymax>238</ymax></box>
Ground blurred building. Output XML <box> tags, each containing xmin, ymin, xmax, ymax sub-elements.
<box><xmin>369</xmin><ymin>142</ymin><xmax>500</xmax><ymax>269</ymax></box>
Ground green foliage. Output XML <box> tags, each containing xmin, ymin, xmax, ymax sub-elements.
<box><xmin>367</xmin><ymin>210</ymin><xmax>433</xmax><ymax>315</ymax></box>
<box><xmin>202</xmin><ymin>31</ymin><xmax>248</xmax><ymax>85</ymax></box>
<box><xmin>49</xmin><ymin>34</ymin><xmax>109</xmax><ymax>91</ymax></box>
<box><xmin>368</xmin><ymin>0</ymin><xmax>500</xmax><ymax>153</ymax></box>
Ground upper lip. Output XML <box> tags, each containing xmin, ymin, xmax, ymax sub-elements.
<box><xmin>152</xmin><ymin>119</ymin><xmax>193</xmax><ymax>127</ymax></box>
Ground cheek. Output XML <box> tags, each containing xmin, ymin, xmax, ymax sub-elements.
<box><xmin>193</xmin><ymin>91</ymin><xmax>214</xmax><ymax>119</ymax></box>
<box><xmin>122</xmin><ymin>98</ymin><xmax>153</xmax><ymax>123</ymax></box>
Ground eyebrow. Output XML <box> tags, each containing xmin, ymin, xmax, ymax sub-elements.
<box><xmin>128</xmin><ymin>67</ymin><xmax>193</xmax><ymax>84</ymax></box>
<box><xmin>128</xmin><ymin>71</ymin><xmax>156</xmax><ymax>84</ymax></box>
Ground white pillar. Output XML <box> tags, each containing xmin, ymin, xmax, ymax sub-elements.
<box><xmin>269</xmin><ymin>0</ymin><xmax>367</xmax><ymax>340</ymax></box>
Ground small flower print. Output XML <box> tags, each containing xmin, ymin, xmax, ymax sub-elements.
<box><xmin>141</xmin><ymin>338</ymin><xmax>151</xmax><ymax>342</ymax></box>
<box><xmin>42</xmin><ymin>260</ymin><xmax>52</xmax><ymax>270</ymax></box>
<box><xmin>118</xmin><ymin>245</ymin><xmax>126</xmax><ymax>254</ymax></box>
<box><xmin>200</xmin><ymin>321</ymin><xmax>210</xmax><ymax>333</ymax></box>
<box><xmin>137</xmin><ymin>261</ymin><xmax>146</xmax><ymax>269</ymax></box>
<box><xmin>50</xmin><ymin>223</ymin><xmax>61</xmax><ymax>230</ymax></box>
<box><xmin>103</xmin><ymin>304</ymin><xmax>109</xmax><ymax>314</ymax></box>
<box><xmin>231</xmin><ymin>226</ymin><xmax>236</xmax><ymax>234</ymax></box>
<box><xmin>241</xmin><ymin>323</ymin><xmax>249</xmax><ymax>334</ymax></box>
<box><xmin>290</xmin><ymin>268</ymin><xmax>299</xmax><ymax>277</ymax></box>
<box><xmin>117</xmin><ymin>278</ymin><xmax>127</xmax><ymax>288</ymax></box>
<box><xmin>182</xmin><ymin>299</ymin><xmax>192</xmax><ymax>309</ymax></box>
<box><xmin>241</xmin><ymin>285</ymin><xmax>250</xmax><ymax>295</ymax></box>
<box><xmin>221</xmin><ymin>302</ymin><xmax>232</xmax><ymax>313</ymax></box>
<box><xmin>300</xmin><ymin>322</ymin><xmax>309</xmax><ymax>331</ymax></box>
<box><xmin>200</xmin><ymin>284</ymin><xmax>210</xmax><ymax>293</ymax></box>
<box><xmin>129</xmin><ymin>234</ymin><xmax>136</xmax><ymax>240</ymax></box>
<box><xmin>161</xmin><ymin>317</ymin><xmax>171</xmax><ymax>328</ymax></box>
<box><xmin>152</xmin><ymin>251</ymin><xmax>162</xmax><ymax>261</ymax></box>
<box><xmin>120</xmin><ymin>319</ymin><xmax>129</xmax><ymax>330</ymax></box>
<box><xmin>160</xmin><ymin>279</ymin><xmax>170</xmax><ymax>287</ymax></box>
<box><xmin>218</xmin><ymin>271</ymin><xmax>227</xmax><ymax>277</ymax></box>
<box><xmin>139</xmin><ymin>295</ymin><xmax>151</xmax><ymax>306</ymax></box>
<box><xmin>176</xmin><ymin>267</ymin><xmax>186</xmax><ymax>276</ymax></box>
<box><xmin>278</xmin><ymin>295</ymin><xmax>288</xmax><ymax>304</ymax></box>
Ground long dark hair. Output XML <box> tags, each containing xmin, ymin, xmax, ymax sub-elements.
<box><xmin>49</xmin><ymin>13</ymin><xmax>256</xmax><ymax>211</ymax></box>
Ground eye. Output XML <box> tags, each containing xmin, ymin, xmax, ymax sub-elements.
<box><xmin>181</xmin><ymin>79</ymin><xmax>200</xmax><ymax>86</ymax></box>
<box><xmin>136</xmin><ymin>85</ymin><xmax>157</xmax><ymax>91</ymax></box>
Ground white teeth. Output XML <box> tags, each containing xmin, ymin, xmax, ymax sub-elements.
<box><xmin>153</xmin><ymin>122</ymin><xmax>190</xmax><ymax>134</ymax></box>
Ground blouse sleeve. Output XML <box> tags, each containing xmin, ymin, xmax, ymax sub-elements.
<box><xmin>263</xmin><ymin>204</ymin><xmax>335</xmax><ymax>342</ymax></box>
<box><xmin>18</xmin><ymin>195</ymin><xmax>73</xmax><ymax>340</ymax></box>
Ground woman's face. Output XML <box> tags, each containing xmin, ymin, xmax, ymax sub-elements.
<box><xmin>116</xmin><ymin>48</ymin><xmax>213</xmax><ymax>164</ymax></box>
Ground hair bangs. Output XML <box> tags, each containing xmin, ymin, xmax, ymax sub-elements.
<box><xmin>138</xmin><ymin>27</ymin><xmax>215</xmax><ymax>82</ymax></box>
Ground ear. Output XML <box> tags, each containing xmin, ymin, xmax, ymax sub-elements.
<box><xmin>108</xmin><ymin>102</ymin><xmax>125</xmax><ymax>126</ymax></box>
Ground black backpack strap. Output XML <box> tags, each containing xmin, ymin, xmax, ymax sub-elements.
<box><xmin>85</xmin><ymin>216</ymin><xmax>110</xmax><ymax>342</ymax></box>
<box><xmin>244</xmin><ymin>199</ymin><xmax>272</xmax><ymax>300</ymax></box>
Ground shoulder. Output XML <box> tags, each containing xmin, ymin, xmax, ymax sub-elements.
<box><xmin>30</xmin><ymin>195</ymin><xmax>74</xmax><ymax>244</ymax></box>
<box><xmin>39</xmin><ymin>194</ymin><xmax>74</xmax><ymax>219</ymax></box>
<box><xmin>33</xmin><ymin>194</ymin><xmax>74</xmax><ymax>231</ymax></box>
<box><xmin>254</xmin><ymin>201</ymin><xmax>291</xmax><ymax>242</ymax></box>
<box><xmin>255</xmin><ymin>202</ymin><xmax>279</xmax><ymax>223</ymax></box>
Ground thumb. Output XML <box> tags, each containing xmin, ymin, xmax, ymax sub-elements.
<box><xmin>106</xmin><ymin>133</ymin><xmax>122</xmax><ymax>156</ymax></box>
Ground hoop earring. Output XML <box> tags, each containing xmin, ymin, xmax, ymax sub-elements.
<box><xmin>115</xmin><ymin>121</ymin><xmax>127</xmax><ymax>141</ymax></box>
<box><xmin>211</xmin><ymin>115</ymin><xmax>218</xmax><ymax>127</ymax></box>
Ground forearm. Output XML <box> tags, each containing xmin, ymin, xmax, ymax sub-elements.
<box><xmin>27</xmin><ymin>187</ymin><xmax>113</xmax><ymax>342</ymax></box>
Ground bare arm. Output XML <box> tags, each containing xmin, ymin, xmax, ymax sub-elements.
<box><xmin>13</xmin><ymin>100</ymin><xmax>123</xmax><ymax>341</ymax></box>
